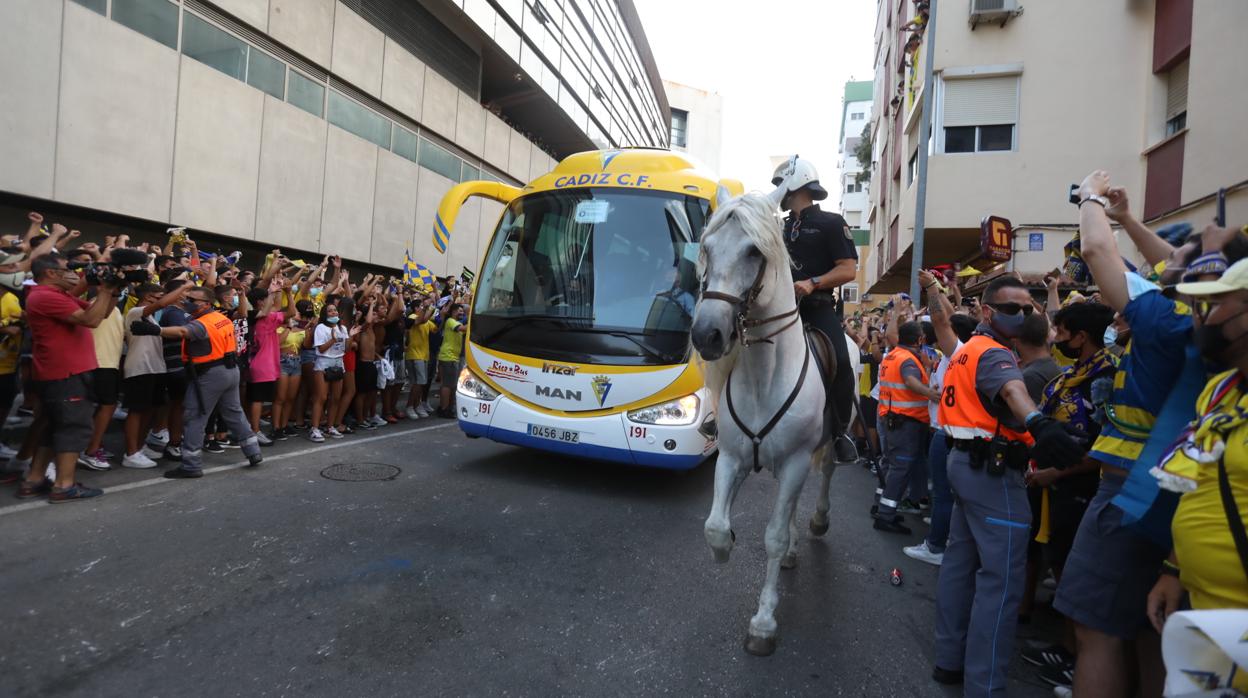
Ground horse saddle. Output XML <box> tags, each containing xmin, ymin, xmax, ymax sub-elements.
<box><xmin>804</xmin><ymin>325</ymin><xmax>840</xmax><ymax>450</ymax></box>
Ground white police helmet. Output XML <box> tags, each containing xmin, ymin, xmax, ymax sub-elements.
<box><xmin>770</xmin><ymin>155</ymin><xmax>829</xmax><ymax>203</ymax></box>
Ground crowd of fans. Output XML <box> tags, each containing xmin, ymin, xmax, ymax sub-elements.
<box><xmin>0</xmin><ymin>214</ymin><xmax>472</xmax><ymax>501</ymax></box>
<box><xmin>847</xmin><ymin>171</ymin><xmax>1247</xmax><ymax>697</ymax></box>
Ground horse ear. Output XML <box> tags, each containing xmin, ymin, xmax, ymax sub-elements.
<box><xmin>765</xmin><ymin>184</ymin><xmax>786</xmax><ymax>210</ymax></box>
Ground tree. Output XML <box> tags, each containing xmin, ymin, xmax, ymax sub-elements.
<box><xmin>853</xmin><ymin>123</ymin><xmax>872</xmax><ymax>185</ymax></box>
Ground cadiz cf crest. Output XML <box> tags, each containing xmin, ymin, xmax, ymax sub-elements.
<box><xmin>591</xmin><ymin>375</ymin><xmax>612</xmax><ymax>407</ymax></box>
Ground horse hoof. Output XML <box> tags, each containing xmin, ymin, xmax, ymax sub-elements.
<box><xmin>712</xmin><ymin>547</ymin><xmax>731</xmax><ymax>564</ymax></box>
<box><xmin>744</xmin><ymin>634</ymin><xmax>777</xmax><ymax>656</ymax></box>
<box><xmin>780</xmin><ymin>553</ymin><xmax>798</xmax><ymax>569</ymax></box>
<box><xmin>809</xmin><ymin>517</ymin><xmax>829</xmax><ymax>536</ymax></box>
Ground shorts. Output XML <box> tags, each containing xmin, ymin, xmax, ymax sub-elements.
<box><xmin>300</xmin><ymin>348</ymin><xmax>317</xmax><ymax>366</ymax></box>
<box><xmin>165</xmin><ymin>370</ymin><xmax>188</xmax><ymax>402</ymax></box>
<box><xmin>859</xmin><ymin>396</ymin><xmax>878</xmax><ymax>429</ymax></box>
<box><xmin>406</xmin><ymin>359</ymin><xmax>429</xmax><ymax>385</ymax></box>
<box><xmin>248</xmin><ymin>380</ymin><xmax>276</xmax><ymax>403</ymax></box>
<box><xmin>92</xmin><ymin>367</ymin><xmax>121</xmax><ymax>406</ymax></box>
<box><xmin>122</xmin><ymin>373</ymin><xmax>168</xmax><ymax>411</ymax></box>
<box><xmin>280</xmin><ymin>354</ymin><xmax>302</xmax><ymax>377</ymax></box>
<box><xmin>314</xmin><ymin>356</ymin><xmax>344</xmax><ymax>373</ymax></box>
<box><xmin>355</xmin><ymin>361</ymin><xmax>378</xmax><ymax>392</ymax></box>
<box><xmin>438</xmin><ymin>360</ymin><xmax>460</xmax><ymax>386</ymax></box>
<box><xmin>34</xmin><ymin>371</ymin><xmax>95</xmax><ymax>454</ymax></box>
<box><xmin>1052</xmin><ymin>472</ymin><xmax>1168</xmax><ymax>638</ymax></box>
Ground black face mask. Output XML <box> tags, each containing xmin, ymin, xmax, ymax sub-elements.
<box><xmin>1196</xmin><ymin>323</ymin><xmax>1232</xmax><ymax>364</ymax></box>
<box><xmin>1055</xmin><ymin>339</ymin><xmax>1082</xmax><ymax>360</ymax></box>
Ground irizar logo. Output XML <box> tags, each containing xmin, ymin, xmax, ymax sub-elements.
<box><xmin>542</xmin><ymin>362</ymin><xmax>577</xmax><ymax>375</ymax></box>
<box><xmin>591</xmin><ymin>375</ymin><xmax>612</xmax><ymax>407</ymax></box>
<box><xmin>536</xmin><ymin>385</ymin><xmax>582</xmax><ymax>401</ymax></box>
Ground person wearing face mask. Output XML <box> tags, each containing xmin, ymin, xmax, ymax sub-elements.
<box><xmin>129</xmin><ymin>286</ymin><xmax>262</xmax><ymax>477</ymax></box>
<box><xmin>0</xmin><ymin>253</ymin><xmax>29</xmax><ymax>477</ymax></box>
<box><xmin>931</xmin><ymin>275</ymin><xmax>1085</xmax><ymax>695</ymax></box>
<box><xmin>1145</xmin><ymin>258</ymin><xmax>1248</xmax><ymax>691</ymax></box>
<box><xmin>307</xmin><ymin>302</ymin><xmax>349</xmax><ymax>443</ymax></box>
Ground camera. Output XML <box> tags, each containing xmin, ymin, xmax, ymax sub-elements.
<box><xmin>1068</xmin><ymin>183</ymin><xmax>1081</xmax><ymax>205</ymax></box>
<box><xmin>68</xmin><ymin>248</ymin><xmax>150</xmax><ymax>286</ymax></box>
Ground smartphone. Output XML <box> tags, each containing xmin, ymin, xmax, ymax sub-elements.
<box><xmin>1216</xmin><ymin>187</ymin><xmax>1226</xmax><ymax>227</ymax></box>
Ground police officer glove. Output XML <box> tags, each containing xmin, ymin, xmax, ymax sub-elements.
<box><xmin>1027</xmin><ymin>415</ymin><xmax>1083</xmax><ymax>470</ymax></box>
<box><xmin>129</xmin><ymin>321</ymin><xmax>161</xmax><ymax>337</ymax></box>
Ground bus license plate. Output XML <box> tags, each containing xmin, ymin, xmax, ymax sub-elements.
<box><xmin>528</xmin><ymin>424</ymin><xmax>580</xmax><ymax>443</ymax></box>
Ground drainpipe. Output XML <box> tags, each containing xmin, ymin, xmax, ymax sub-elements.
<box><xmin>909</xmin><ymin>0</ymin><xmax>938</xmax><ymax>301</ymax></box>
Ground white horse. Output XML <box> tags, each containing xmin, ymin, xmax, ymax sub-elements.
<box><xmin>691</xmin><ymin>190</ymin><xmax>848</xmax><ymax>656</ymax></box>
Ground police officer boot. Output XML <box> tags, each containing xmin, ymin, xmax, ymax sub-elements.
<box><xmin>872</xmin><ymin>515</ymin><xmax>911</xmax><ymax>535</ymax></box>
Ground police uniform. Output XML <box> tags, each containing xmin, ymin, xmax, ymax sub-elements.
<box><xmin>177</xmin><ymin>310</ymin><xmax>261</xmax><ymax>474</ymax></box>
<box><xmin>784</xmin><ymin>204</ymin><xmax>857</xmax><ymax>434</ymax></box>
<box><xmin>875</xmin><ymin>344</ymin><xmax>929</xmax><ymax>520</ymax></box>
<box><xmin>933</xmin><ymin>324</ymin><xmax>1034</xmax><ymax>697</ymax></box>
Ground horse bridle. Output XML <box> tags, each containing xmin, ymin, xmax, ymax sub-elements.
<box><xmin>700</xmin><ymin>257</ymin><xmax>802</xmax><ymax>347</ymax></box>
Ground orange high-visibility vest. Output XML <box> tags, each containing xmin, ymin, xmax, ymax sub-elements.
<box><xmin>938</xmin><ymin>334</ymin><xmax>1034</xmax><ymax>444</ymax></box>
<box><xmin>182</xmin><ymin>310</ymin><xmax>237</xmax><ymax>364</ymax></box>
<box><xmin>878</xmin><ymin>345</ymin><xmax>931</xmax><ymax>422</ymax></box>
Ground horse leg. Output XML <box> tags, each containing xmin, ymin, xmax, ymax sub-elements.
<box><xmin>781</xmin><ymin>505</ymin><xmax>799</xmax><ymax>569</ymax></box>
<box><xmin>809</xmin><ymin>443</ymin><xmax>835</xmax><ymax>536</ymax></box>
<box><xmin>704</xmin><ymin>451</ymin><xmax>748</xmax><ymax>563</ymax></box>
<box><xmin>744</xmin><ymin>454</ymin><xmax>810</xmax><ymax>656</ymax></box>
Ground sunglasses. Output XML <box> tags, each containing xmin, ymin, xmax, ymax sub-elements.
<box><xmin>987</xmin><ymin>302</ymin><xmax>1034</xmax><ymax>316</ymax></box>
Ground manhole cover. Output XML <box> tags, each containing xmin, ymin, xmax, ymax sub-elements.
<box><xmin>320</xmin><ymin>462</ymin><xmax>401</xmax><ymax>482</ymax></box>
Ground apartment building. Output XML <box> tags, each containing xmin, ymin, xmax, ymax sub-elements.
<box><xmin>865</xmin><ymin>0</ymin><xmax>1247</xmax><ymax>293</ymax></box>
<box><xmin>837</xmin><ymin>80</ymin><xmax>874</xmax><ymax>311</ymax></box>
<box><xmin>663</xmin><ymin>80</ymin><xmax>724</xmax><ymax>175</ymax></box>
<box><xmin>0</xmin><ymin>0</ymin><xmax>670</xmax><ymax>275</ymax></box>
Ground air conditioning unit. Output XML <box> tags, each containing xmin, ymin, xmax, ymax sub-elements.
<box><xmin>969</xmin><ymin>0</ymin><xmax>1020</xmax><ymax>29</ymax></box>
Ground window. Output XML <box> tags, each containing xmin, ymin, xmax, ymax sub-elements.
<box><xmin>1165</xmin><ymin>60</ymin><xmax>1188</xmax><ymax>136</ymax></box>
<box><xmin>460</xmin><ymin>164</ymin><xmax>481</xmax><ymax>183</ymax></box>
<box><xmin>941</xmin><ymin>75</ymin><xmax>1018</xmax><ymax>153</ymax></box>
<box><xmin>247</xmin><ymin>49</ymin><xmax>286</xmax><ymax>99</ymax></box>
<box><xmin>328</xmin><ymin>92</ymin><xmax>391</xmax><ymax>148</ymax></box>
<box><xmin>111</xmin><ymin>0</ymin><xmax>179</xmax><ymax>50</ymax></box>
<box><xmin>670</xmin><ymin>108</ymin><xmax>688</xmax><ymax>148</ymax></box>
<box><xmin>419</xmin><ymin>139</ymin><xmax>462</xmax><ymax>180</ymax></box>
<box><xmin>70</xmin><ymin>0</ymin><xmax>107</xmax><ymax>15</ymax></box>
<box><xmin>851</xmin><ymin>112</ymin><xmax>864</xmax><ymax>120</ymax></box>
<box><xmin>182</xmin><ymin>13</ymin><xmax>247</xmax><ymax>80</ymax></box>
<box><xmin>907</xmin><ymin>151</ymin><xmax>918</xmax><ymax>186</ymax></box>
<box><xmin>841</xmin><ymin>284</ymin><xmax>860</xmax><ymax>304</ymax></box>
<box><xmin>287</xmin><ymin>70</ymin><xmax>325</xmax><ymax>118</ymax></box>
<box><xmin>392</xmin><ymin>127</ymin><xmax>418</xmax><ymax>162</ymax></box>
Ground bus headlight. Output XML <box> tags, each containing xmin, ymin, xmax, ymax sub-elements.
<box><xmin>458</xmin><ymin>367</ymin><xmax>500</xmax><ymax>401</ymax></box>
<box><xmin>627</xmin><ymin>394</ymin><xmax>700</xmax><ymax>426</ymax></box>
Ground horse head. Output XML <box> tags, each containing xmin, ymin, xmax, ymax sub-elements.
<box><xmin>691</xmin><ymin>192</ymin><xmax>792</xmax><ymax>362</ymax></box>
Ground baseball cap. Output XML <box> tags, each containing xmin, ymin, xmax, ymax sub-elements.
<box><xmin>1176</xmin><ymin>258</ymin><xmax>1248</xmax><ymax>296</ymax></box>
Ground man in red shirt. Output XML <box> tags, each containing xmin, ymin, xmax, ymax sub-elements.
<box><xmin>19</xmin><ymin>252</ymin><xmax>121</xmax><ymax>502</ymax></box>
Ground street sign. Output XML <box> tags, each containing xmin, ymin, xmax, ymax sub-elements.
<box><xmin>1028</xmin><ymin>232</ymin><xmax>1044</xmax><ymax>252</ymax></box>
<box><xmin>980</xmin><ymin>215</ymin><xmax>1013</xmax><ymax>263</ymax></box>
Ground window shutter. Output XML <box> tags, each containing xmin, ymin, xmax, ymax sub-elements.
<box><xmin>1166</xmin><ymin>61</ymin><xmax>1188</xmax><ymax>121</ymax></box>
<box><xmin>943</xmin><ymin>76</ymin><xmax>1019</xmax><ymax>127</ymax></box>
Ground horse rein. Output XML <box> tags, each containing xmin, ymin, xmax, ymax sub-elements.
<box><xmin>700</xmin><ymin>259</ymin><xmax>801</xmax><ymax>348</ymax></box>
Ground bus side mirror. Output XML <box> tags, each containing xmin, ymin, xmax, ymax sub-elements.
<box><xmin>433</xmin><ymin>180</ymin><xmax>523</xmax><ymax>253</ymax></box>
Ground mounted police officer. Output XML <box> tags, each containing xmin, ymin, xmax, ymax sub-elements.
<box><xmin>772</xmin><ymin>155</ymin><xmax>858</xmax><ymax>461</ymax></box>
<box><xmin>131</xmin><ymin>285</ymin><xmax>262</xmax><ymax>478</ymax></box>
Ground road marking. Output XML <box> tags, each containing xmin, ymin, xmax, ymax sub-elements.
<box><xmin>0</xmin><ymin>422</ymin><xmax>457</xmax><ymax>517</ymax></box>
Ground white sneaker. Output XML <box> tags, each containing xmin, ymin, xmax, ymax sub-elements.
<box><xmin>308</xmin><ymin>428</ymin><xmax>325</xmax><ymax>443</ymax></box>
<box><xmin>113</xmin><ymin>407</ymin><xmax>129</xmax><ymax>420</ymax></box>
<box><xmin>405</xmin><ymin>407</ymin><xmax>420</xmax><ymax>420</ymax></box>
<box><xmin>140</xmin><ymin>445</ymin><xmax>164</xmax><ymax>461</ymax></box>
<box><xmin>326</xmin><ymin>427</ymin><xmax>344</xmax><ymax>439</ymax></box>
<box><xmin>370</xmin><ymin>415</ymin><xmax>387</xmax><ymax>427</ymax></box>
<box><xmin>416</xmin><ymin>405</ymin><xmax>431</xmax><ymax>418</ymax></box>
<box><xmin>122</xmin><ymin>451</ymin><xmax>159</xmax><ymax>469</ymax></box>
<box><xmin>0</xmin><ymin>443</ymin><xmax>16</xmax><ymax>459</ymax></box>
<box><xmin>922</xmin><ymin>516</ymin><xmax>932</xmax><ymax>525</ymax></box>
<box><xmin>77</xmin><ymin>452</ymin><xmax>112</xmax><ymax>471</ymax></box>
<box><xmin>1053</xmin><ymin>687</ymin><xmax>1073</xmax><ymax>698</ymax></box>
<box><xmin>903</xmin><ymin>542</ymin><xmax>944</xmax><ymax>566</ymax></box>
<box><xmin>145</xmin><ymin>429</ymin><xmax>170</xmax><ymax>448</ymax></box>
<box><xmin>255</xmin><ymin>432</ymin><xmax>273</xmax><ymax>446</ymax></box>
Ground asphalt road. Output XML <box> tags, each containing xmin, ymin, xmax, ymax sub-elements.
<box><xmin>0</xmin><ymin>421</ymin><xmax>1056</xmax><ymax>697</ymax></box>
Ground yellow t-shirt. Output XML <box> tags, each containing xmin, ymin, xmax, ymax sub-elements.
<box><xmin>279</xmin><ymin>328</ymin><xmax>306</xmax><ymax>355</ymax></box>
<box><xmin>0</xmin><ymin>291</ymin><xmax>23</xmax><ymax>374</ymax></box>
<box><xmin>437</xmin><ymin>318</ymin><xmax>465</xmax><ymax>362</ymax></box>
<box><xmin>91</xmin><ymin>307</ymin><xmax>125</xmax><ymax>370</ymax></box>
<box><xmin>405</xmin><ymin>320</ymin><xmax>436</xmax><ymax>361</ymax></box>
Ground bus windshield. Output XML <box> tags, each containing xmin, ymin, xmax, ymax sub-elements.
<box><xmin>471</xmin><ymin>188</ymin><xmax>709</xmax><ymax>365</ymax></box>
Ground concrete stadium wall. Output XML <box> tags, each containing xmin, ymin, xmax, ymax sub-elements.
<box><xmin>0</xmin><ymin>0</ymin><xmax>558</xmax><ymax>277</ymax></box>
